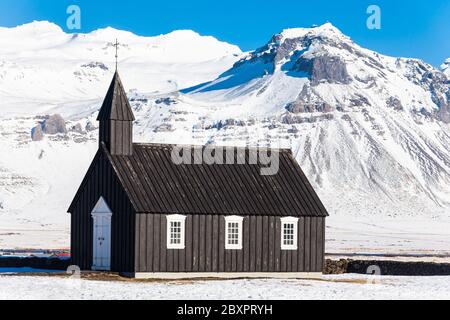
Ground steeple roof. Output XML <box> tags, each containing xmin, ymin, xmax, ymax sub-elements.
<box><xmin>97</xmin><ymin>71</ymin><xmax>135</xmax><ymax>121</ymax></box>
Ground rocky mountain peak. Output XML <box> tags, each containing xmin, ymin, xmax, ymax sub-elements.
<box><xmin>271</xmin><ymin>22</ymin><xmax>346</xmax><ymax>43</ymax></box>
<box><xmin>232</xmin><ymin>22</ymin><xmax>357</xmax><ymax>82</ymax></box>
<box><xmin>442</xmin><ymin>58</ymin><xmax>450</xmax><ymax>76</ymax></box>
<box><xmin>205</xmin><ymin>23</ymin><xmax>449</xmax><ymax>123</ymax></box>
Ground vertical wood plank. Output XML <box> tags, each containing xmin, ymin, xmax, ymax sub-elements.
<box><xmin>139</xmin><ymin>214</ymin><xmax>147</xmax><ymax>272</ymax></box>
<box><xmin>316</xmin><ymin>217</ymin><xmax>324</xmax><ymax>272</ymax></box>
<box><xmin>256</xmin><ymin>216</ymin><xmax>263</xmax><ymax>272</ymax></box>
<box><xmin>110</xmin><ymin>121</ymin><xmax>115</xmax><ymax>154</ymax></box>
<box><xmin>199</xmin><ymin>215</ymin><xmax>206</xmax><ymax>272</ymax></box>
<box><xmin>167</xmin><ymin>249</ymin><xmax>174</xmax><ymax>272</ymax></box>
<box><xmin>231</xmin><ymin>250</ymin><xmax>237</xmax><ymax>272</ymax></box>
<box><xmin>205</xmin><ymin>215</ymin><xmax>212</xmax><ymax>272</ymax></box>
<box><xmin>298</xmin><ymin>217</ymin><xmax>305</xmax><ymax>272</ymax></box>
<box><xmin>243</xmin><ymin>216</ymin><xmax>250</xmax><ymax>272</ymax></box>
<box><xmin>304</xmin><ymin>217</ymin><xmax>311</xmax><ymax>272</ymax></box>
<box><xmin>173</xmin><ymin>248</ymin><xmax>179</xmax><ymax>272</ymax></box>
<box><xmin>280</xmin><ymin>250</ymin><xmax>287</xmax><ymax>272</ymax></box>
<box><xmin>212</xmin><ymin>215</ymin><xmax>219</xmax><ymax>272</ymax></box>
<box><xmin>160</xmin><ymin>214</ymin><xmax>167</xmax><ymax>272</ymax></box>
<box><xmin>250</xmin><ymin>216</ymin><xmax>256</xmax><ymax>272</ymax></box>
<box><xmin>192</xmin><ymin>215</ymin><xmax>199</xmax><ymax>272</ymax></box>
<box><xmin>310</xmin><ymin>218</ymin><xmax>317</xmax><ymax>272</ymax></box>
<box><xmin>218</xmin><ymin>216</ymin><xmax>225</xmax><ymax>272</ymax></box>
<box><xmin>122</xmin><ymin>195</ymin><xmax>128</xmax><ymax>271</ymax></box>
<box><xmin>287</xmin><ymin>252</ymin><xmax>293</xmax><ymax>272</ymax></box>
<box><xmin>268</xmin><ymin>217</ymin><xmax>275</xmax><ymax>271</ymax></box>
<box><xmin>130</xmin><ymin>208</ymin><xmax>136</xmax><ymax>273</ymax></box>
<box><xmin>323</xmin><ymin>218</ymin><xmax>326</xmax><ymax>272</ymax></box>
<box><xmin>185</xmin><ymin>215</ymin><xmax>193</xmax><ymax>272</ymax></box>
<box><xmin>146</xmin><ymin>214</ymin><xmax>154</xmax><ymax>272</ymax></box>
<box><xmin>274</xmin><ymin>217</ymin><xmax>281</xmax><ymax>272</ymax></box>
<box><xmin>225</xmin><ymin>249</ymin><xmax>232</xmax><ymax>272</ymax></box>
<box><xmin>262</xmin><ymin>216</ymin><xmax>269</xmax><ymax>272</ymax></box>
<box><xmin>153</xmin><ymin>214</ymin><xmax>160</xmax><ymax>272</ymax></box>
<box><xmin>82</xmin><ymin>181</ymin><xmax>88</xmax><ymax>269</ymax></box>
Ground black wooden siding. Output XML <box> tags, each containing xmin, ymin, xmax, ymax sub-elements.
<box><xmin>70</xmin><ymin>150</ymin><xmax>135</xmax><ymax>272</ymax></box>
<box><xmin>135</xmin><ymin>214</ymin><xmax>325</xmax><ymax>273</ymax></box>
<box><xmin>100</xmin><ymin>120</ymin><xmax>133</xmax><ymax>155</ymax></box>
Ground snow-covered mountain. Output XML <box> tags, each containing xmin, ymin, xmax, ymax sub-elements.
<box><xmin>443</xmin><ymin>58</ymin><xmax>450</xmax><ymax>76</ymax></box>
<box><xmin>0</xmin><ymin>21</ymin><xmax>242</xmax><ymax>117</ymax></box>
<box><xmin>0</xmin><ymin>21</ymin><xmax>449</xmax><ymax>253</ymax></box>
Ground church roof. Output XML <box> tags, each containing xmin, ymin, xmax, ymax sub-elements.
<box><xmin>97</xmin><ymin>71</ymin><xmax>135</xmax><ymax>121</ymax></box>
<box><xmin>102</xmin><ymin>143</ymin><xmax>329</xmax><ymax>217</ymax></box>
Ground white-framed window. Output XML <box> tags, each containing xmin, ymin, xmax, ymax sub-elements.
<box><xmin>281</xmin><ymin>217</ymin><xmax>299</xmax><ymax>250</ymax></box>
<box><xmin>166</xmin><ymin>215</ymin><xmax>186</xmax><ymax>249</ymax></box>
<box><xmin>225</xmin><ymin>216</ymin><xmax>244</xmax><ymax>250</ymax></box>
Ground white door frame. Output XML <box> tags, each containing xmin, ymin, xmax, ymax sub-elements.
<box><xmin>91</xmin><ymin>197</ymin><xmax>113</xmax><ymax>271</ymax></box>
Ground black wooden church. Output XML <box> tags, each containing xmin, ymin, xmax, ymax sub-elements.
<box><xmin>68</xmin><ymin>71</ymin><xmax>328</xmax><ymax>278</ymax></box>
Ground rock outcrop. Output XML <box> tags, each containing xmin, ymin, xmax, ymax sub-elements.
<box><xmin>294</xmin><ymin>55</ymin><xmax>352</xmax><ymax>86</ymax></box>
<box><xmin>386</xmin><ymin>97</ymin><xmax>404</xmax><ymax>111</ymax></box>
<box><xmin>31</xmin><ymin>114</ymin><xmax>67</xmax><ymax>141</ymax></box>
<box><xmin>286</xmin><ymin>84</ymin><xmax>333</xmax><ymax>113</ymax></box>
<box><xmin>85</xmin><ymin>121</ymin><xmax>96</xmax><ymax>132</ymax></box>
<box><xmin>42</xmin><ymin>114</ymin><xmax>67</xmax><ymax>135</ymax></box>
<box><xmin>70</xmin><ymin>123</ymin><xmax>84</xmax><ymax>134</ymax></box>
<box><xmin>31</xmin><ymin>125</ymin><xmax>44</xmax><ymax>141</ymax></box>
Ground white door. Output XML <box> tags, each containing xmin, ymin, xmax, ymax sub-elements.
<box><xmin>91</xmin><ymin>197</ymin><xmax>112</xmax><ymax>271</ymax></box>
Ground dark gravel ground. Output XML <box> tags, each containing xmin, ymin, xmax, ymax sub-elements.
<box><xmin>324</xmin><ymin>259</ymin><xmax>450</xmax><ymax>276</ymax></box>
<box><xmin>2</xmin><ymin>257</ymin><xmax>450</xmax><ymax>276</ymax></box>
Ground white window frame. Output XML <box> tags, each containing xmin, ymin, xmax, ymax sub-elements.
<box><xmin>281</xmin><ymin>217</ymin><xmax>299</xmax><ymax>250</ymax></box>
<box><xmin>225</xmin><ymin>216</ymin><xmax>244</xmax><ymax>250</ymax></box>
<box><xmin>166</xmin><ymin>215</ymin><xmax>186</xmax><ymax>250</ymax></box>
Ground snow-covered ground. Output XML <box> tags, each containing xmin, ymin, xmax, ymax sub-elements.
<box><xmin>0</xmin><ymin>21</ymin><xmax>449</xmax><ymax>258</ymax></box>
<box><xmin>327</xmin><ymin>216</ymin><xmax>450</xmax><ymax>260</ymax></box>
<box><xmin>0</xmin><ymin>274</ymin><xmax>448</xmax><ymax>300</ymax></box>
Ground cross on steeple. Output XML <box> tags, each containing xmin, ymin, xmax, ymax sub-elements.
<box><xmin>113</xmin><ymin>39</ymin><xmax>119</xmax><ymax>71</ymax></box>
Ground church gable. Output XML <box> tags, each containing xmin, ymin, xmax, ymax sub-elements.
<box><xmin>68</xmin><ymin>144</ymin><xmax>136</xmax><ymax>272</ymax></box>
<box><xmin>67</xmin><ymin>145</ymin><xmax>134</xmax><ymax>215</ymax></box>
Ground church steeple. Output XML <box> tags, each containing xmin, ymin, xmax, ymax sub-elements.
<box><xmin>97</xmin><ymin>71</ymin><xmax>135</xmax><ymax>155</ymax></box>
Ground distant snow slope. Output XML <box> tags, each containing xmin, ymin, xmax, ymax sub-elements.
<box><xmin>0</xmin><ymin>21</ymin><xmax>242</xmax><ymax>116</ymax></box>
<box><xmin>0</xmin><ymin>21</ymin><xmax>449</xmax><ymax>253</ymax></box>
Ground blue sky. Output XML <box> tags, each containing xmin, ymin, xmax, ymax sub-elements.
<box><xmin>0</xmin><ymin>0</ymin><xmax>449</xmax><ymax>66</ymax></box>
